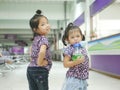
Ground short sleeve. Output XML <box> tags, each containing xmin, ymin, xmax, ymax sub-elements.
<box><xmin>38</xmin><ymin>36</ymin><xmax>49</xmax><ymax>48</ymax></box>
<box><xmin>63</xmin><ymin>46</ymin><xmax>74</xmax><ymax>58</ymax></box>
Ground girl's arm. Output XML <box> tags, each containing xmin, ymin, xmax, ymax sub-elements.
<box><xmin>63</xmin><ymin>55</ymin><xmax>85</xmax><ymax>68</ymax></box>
<box><xmin>37</xmin><ymin>45</ymin><xmax>48</xmax><ymax>66</ymax></box>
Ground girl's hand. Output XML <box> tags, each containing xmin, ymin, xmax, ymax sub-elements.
<box><xmin>41</xmin><ymin>59</ymin><xmax>48</xmax><ymax>66</ymax></box>
<box><xmin>80</xmin><ymin>56</ymin><xmax>85</xmax><ymax>63</ymax></box>
<box><xmin>76</xmin><ymin>56</ymin><xmax>85</xmax><ymax>64</ymax></box>
<box><xmin>63</xmin><ymin>55</ymin><xmax>85</xmax><ymax>68</ymax></box>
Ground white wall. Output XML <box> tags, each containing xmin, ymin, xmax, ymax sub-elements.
<box><xmin>95</xmin><ymin>3</ymin><xmax>120</xmax><ymax>38</ymax></box>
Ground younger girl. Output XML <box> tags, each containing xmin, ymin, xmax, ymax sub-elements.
<box><xmin>62</xmin><ymin>23</ymin><xmax>89</xmax><ymax>90</ymax></box>
<box><xmin>27</xmin><ymin>10</ymin><xmax>52</xmax><ymax>90</ymax></box>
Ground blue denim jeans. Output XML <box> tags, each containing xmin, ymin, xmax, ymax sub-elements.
<box><xmin>27</xmin><ymin>67</ymin><xmax>49</xmax><ymax>90</ymax></box>
<box><xmin>62</xmin><ymin>77</ymin><xmax>88</xmax><ymax>90</ymax></box>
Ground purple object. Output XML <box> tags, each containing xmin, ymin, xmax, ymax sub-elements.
<box><xmin>4</xmin><ymin>34</ymin><xmax>17</xmax><ymax>40</ymax></box>
<box><xmin>91</xmin><ymin>55</ymin><xmax>120</xmax><ymax>76</ymax></box>
<box><xmin>73</xmin><ymin>13</ymin><xmax>84</xmax><ymax>26</ymax></box>
<box><xmin>90</xmin><ymin>0</ymin><xmax>114</xmax><ymax>16</ymax></box>
<box><xmin>12</xmin><ymin>46</ymin><xmax>24</xmax><ymax>55</ymax></box>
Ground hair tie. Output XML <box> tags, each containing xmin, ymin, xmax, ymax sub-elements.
<box><xmin>36</xmin><ymin>10</ymin><xmax>42</xmax><ymax>15</ymax></box>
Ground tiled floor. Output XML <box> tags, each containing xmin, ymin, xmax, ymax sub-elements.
<box><xmin>0</xmin><ymin>61</ymin><xmax>120</xmax><ymax>90</ymax></box>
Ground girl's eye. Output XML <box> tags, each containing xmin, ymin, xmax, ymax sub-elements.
<box><xmin>41</xmin><ymin>24</ymin><xmax>44</xmax><ymax>26</ymax></box>
<box><xmin>71</xmin><ymin>36</ymin><xmax>74</xmax><ymax>39</ymax></box>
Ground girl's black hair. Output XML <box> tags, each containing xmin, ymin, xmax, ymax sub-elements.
<box><xmin>62</xmin><ymin>22</ymin><xmax>85</xmax><ymax>46</ymax></box>
<box><xmin>29</xmin><ymin>9</ymin><xmax>48</xmax><ymax>40</ymax></box>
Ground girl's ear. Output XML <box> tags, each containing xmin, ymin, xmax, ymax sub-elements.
<box><xmin>33</xmin><ymin>28</ymin><xmax>37</xmax><ymax>32</ymax></box>
<box><xmin>65</xmin><ymin>39</ymin><xmax>69</xmax><ymax>45</ymax></box>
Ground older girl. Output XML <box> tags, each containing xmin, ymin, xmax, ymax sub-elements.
<box><xmin>27</xmin><ymin>10</ymin><xmax>52</xmax><ymax>90</ymax></box>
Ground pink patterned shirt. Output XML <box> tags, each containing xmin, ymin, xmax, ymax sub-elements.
<box><xmin>29</xmin><ymin>35</ymin><xmax>52</xmax><ymax>71</ymax></box>
<box><xmin>63</xmin><ymin>45</ymin><xmax>89</xmax><ymax>79</ymax></box>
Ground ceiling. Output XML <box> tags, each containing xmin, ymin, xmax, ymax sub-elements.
<box><xmin>0</xmin><ymin>0</ymin><xmax>74</xmax><ymax>47</ymax></box>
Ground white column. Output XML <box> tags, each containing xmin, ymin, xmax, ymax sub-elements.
<box><xmin>85</xmin><ymin>0</ymin><xmax>91</xmax><ymax>68</ymax></box>
<box><xmin>85</xmin><ymin>0</ymin><xmax>90</xmax><ymax>41</ymax></box>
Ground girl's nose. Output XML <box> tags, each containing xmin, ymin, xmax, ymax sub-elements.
<box><xmin>47</xmin><ymin>24</ymin><xmax>50</xmax><ymax>28</ymax></box>
<box><xmin>74</xmin><ymin>37</ymin><xmax>78</xmax><ymax>40</ymax></box>
<box><xmin>47</xmin><ymin>24</ymin><xmax>50</xmax><ymax>27</ymax></box>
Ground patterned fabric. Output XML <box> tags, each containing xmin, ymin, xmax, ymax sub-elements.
<box><xmin>63</xmin><ymin>45</ymin><xmax>89</xmax><ymax>79</ymax></box>
<box><xmin>29</xmin><ymin>35</ymin><xmax>52</xmax><ymax>71</ymax></box>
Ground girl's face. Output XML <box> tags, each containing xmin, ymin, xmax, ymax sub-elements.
<box><xmin>36</xmin><ymin>17</ymin><xmax>50</xmax><ymax>35</ymax></box>
<box><xmin>67</xmin><ymin>29</ymin><xmax>82</xmax><ymax>45</ymax></box>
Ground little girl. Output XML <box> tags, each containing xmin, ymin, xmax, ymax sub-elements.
<box><xmin>27</xmin><ymin>10</ymin><xmax>52</xmax><ymax>90</ymax></box>
<box><xmin>62</xmin><ymin>23</ymin><xmax>89</xmax><ymax>90</ymax></box>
